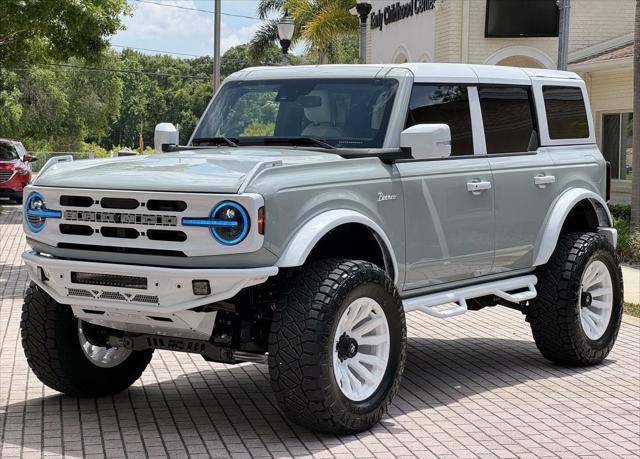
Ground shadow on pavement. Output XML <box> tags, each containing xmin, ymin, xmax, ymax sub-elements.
<box><xmin>0</xmin><ymin>335</ymin><xmax>612</xmax><ymax>456</ymax></box>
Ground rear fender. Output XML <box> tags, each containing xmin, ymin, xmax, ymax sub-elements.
<box><xmin>532</xmin><ymin>188</ymin><xmax>613</xmax><ymax>267</ymax></box>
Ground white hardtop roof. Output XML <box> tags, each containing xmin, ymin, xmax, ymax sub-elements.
<box><xmin>229</xmin><ymin>63</ymin><xmax>581</xmax><ymax>86</ymax></box>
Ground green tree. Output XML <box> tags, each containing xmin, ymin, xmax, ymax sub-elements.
<box><xmin>0</xmin><ymin>0</ymin><xmax>130</xmax><ymax>68</ymax></box>
<box><xmin>0</xmin><ymin>54</ymin><xmax>123</xmax><ymax>150</ymax></box>
<box><xmin>0</xmin><ymin>71</ymin><xmax>24</xmax><ymax>135</ymax></box>
<box><xmin>249</xmin><ymin>0</ymin><xmax>358</xmax><ymax>64</ymax></box>
<box><xmin>221</xmin><ymin>43</ymin><xmax>284</xmax><ymax>77</ymax></box>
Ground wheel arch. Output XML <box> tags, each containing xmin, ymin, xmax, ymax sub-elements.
<box><xmin>275</xmin><ymin>209</ymin><xmax>399</xmax><ymax>285</ymax></box>
<box><xmin>532</xmin><ymin>188</ymin><xmax>613</xmax><ymax>267</ymax></box>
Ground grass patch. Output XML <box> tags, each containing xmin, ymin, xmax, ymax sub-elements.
<box><xmin>625</xmin><ymin>302</ymin><xmax>640</xmax><ymax>318</ymax></box>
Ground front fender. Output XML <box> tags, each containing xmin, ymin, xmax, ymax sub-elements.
<box><xmin>532</xmin><ymin>188</ymin><xmax>613</xmax><ymax>267</ymax></box>
<box><xmin>275</xmin><ymin>209</ymin><xmax>399</xmax><ymax>285</ymax></box>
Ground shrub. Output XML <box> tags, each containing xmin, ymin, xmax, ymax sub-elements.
<box><xmin>609</xmin><ymin>204</ymin><xmax>631</xmax><ymax>222</ymax></box>
<box><xmin>614</xmin><ymin>218</ymin><xmax>640</xmax><ymax>264</ymax></box>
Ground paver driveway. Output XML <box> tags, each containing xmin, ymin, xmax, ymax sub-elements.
<box><xmin>1</xmin><ymin>203</ymin><xmax>639</xmax><ymax>458</ymax></box>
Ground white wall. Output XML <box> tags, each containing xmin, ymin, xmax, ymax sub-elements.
<box><xmin>368</xmin><ymin>0</ymin><xmax>436</xmax><ymax>64</ymax></box>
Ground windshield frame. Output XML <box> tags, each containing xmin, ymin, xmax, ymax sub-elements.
<box><xmin>190</xmin><ymin>76</ymin><xmax>407</xmax><ymax>151</ymax></box>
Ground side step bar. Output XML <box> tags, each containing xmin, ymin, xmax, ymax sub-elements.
<box><xmin>402</xmin><ymin>274</ymin><xmax>538</xmax><ymax>318</ymax></box>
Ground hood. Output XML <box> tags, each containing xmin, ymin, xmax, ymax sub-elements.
<box><xmin>34</xmin><ymin>148</ymin><xmax>343</xmax><ymax>193</ymax></box>
<box><xmin>0</xmin><ymin>159</ymin><xmax>20</xmax><ymax>168</ymax></box>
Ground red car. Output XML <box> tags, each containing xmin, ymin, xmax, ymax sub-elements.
<box><xmin>0</xmin><ymin>139</ymin><xmax>36</xmax><ymax>204</ymax></box>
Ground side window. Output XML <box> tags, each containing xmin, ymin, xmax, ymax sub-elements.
<box><xmin>542</xmin><ymin>86</ymin><xmax>589</xmax><ymax>139</ymax></box>
<box><xmin>406</xmin><ymin>85</ymin><xmax>474</xmax><ymax>156</ymax></box>
<box><xmin>479</xmin><ymin>86</ymin><xmax>537</xmax><ymax>154</ymax></box>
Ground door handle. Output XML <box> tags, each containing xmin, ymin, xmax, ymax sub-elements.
<box><xmin>534</xmin><ymin>174</ymin><xmax>556</xmax><ymax>188</ymax></box>
<box><xmin>466</xmin><ymin>180</ymin><xmax>492</xmax><ymax>195</ymax></box>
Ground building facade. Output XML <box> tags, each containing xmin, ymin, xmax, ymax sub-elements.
<box><xmin>366</xmin><ymin>0</ymin><xmax>635</xmax><ymax>202</ymax></box>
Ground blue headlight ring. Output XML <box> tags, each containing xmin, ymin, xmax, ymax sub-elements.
<box><xmin>24</xmin><ymin>192</ymin><xmax>61</xmax><ymax>233</ymax></box>
<box><xmin>210</xmin><ymin>201</ymin><xmax>250</xmax><ymax>245</ymax></box>
<box><xmin>181</xmin><ymin>201</ymin><xmax>250</xmax><ymax>246</ymax></box>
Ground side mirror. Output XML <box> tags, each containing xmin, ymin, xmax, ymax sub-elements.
<box><xmin>154</xmin><ymin>123</ymin><xmax>179</xmax><ymax>152</ymax></box>
<box><xmin>23</xmin><ymin>153</ymin><xmax>35</xmax><ymax>162</ymax></box>
<box><xmin>400</xmin><ymin>124</ymin><xmax>451</xmax><ymax>160</ymax></box>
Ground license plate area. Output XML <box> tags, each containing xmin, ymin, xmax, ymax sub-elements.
<box><xmin>71</xmin><ymin>272</ymin><xmax>148</xmax><ymax>290</ymax></box>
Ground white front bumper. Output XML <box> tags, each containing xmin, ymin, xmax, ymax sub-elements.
<box><xmin>23</xmin><ymin>251</ymin><xmax>278</xmax><ymax>314</ymax></box>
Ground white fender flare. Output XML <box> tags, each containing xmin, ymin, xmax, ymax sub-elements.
<box><xmin>532</xmin><ymin>188</ymin><xmax>614</xmax><ymax>267</ymax></box>
<box><xmin>276</xmin><ymin>209</ymin><xmax>400</xmax><ymax>285</ymax></box>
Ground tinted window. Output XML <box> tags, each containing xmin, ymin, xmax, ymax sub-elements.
<box><xmin>0</xmin><ymin>143</ymin><xmax>20</xmax><ymax>161</ymax></box>
<box><xmin>406</xmin><ymin>85</ymin><xmax>473</xmax><ymax>156</ymax></box>
<box><xmin>542</xmin><ymin>86</ymin><xmax>589</xmax><ymax>139</ymax></box>
<box><xmin>479</xmin><ymin>86</ymin><xmax>537</xmax><ymax>154</ymax></box>
<box><xmin>602</xmin><ymin>114</ymin><xmax>621</xmax><ymax>179</ymax></box>
<box><xmin>602</xmin><ymin>112</ymin><xmax>634</xmax><ymax>180</ymax></box>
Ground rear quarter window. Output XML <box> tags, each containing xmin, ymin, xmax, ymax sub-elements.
<box><xmin>542</xmin><ymin>86</ymin><xmax>589</xmax><ymax>140</ymax></box>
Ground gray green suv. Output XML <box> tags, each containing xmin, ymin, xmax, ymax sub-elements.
<box><xmin>20</xmin><ymin>64</ymin><xmax>623</xmax><ymax>434</ymax></box>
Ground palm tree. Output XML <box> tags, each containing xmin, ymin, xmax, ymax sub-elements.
<box><xmin>249</xmin><ymin>0</ymin><xmax>358</xmax><ymax>64</ymax></box>
<box><xmin>632</xmin><ymin>0</ymin><xmax>639</xmax><ymax>227</ymax></box>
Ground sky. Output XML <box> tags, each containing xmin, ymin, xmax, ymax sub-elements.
<box><xmin>112</xmin><ymin>0</ymin><xmax>267</xmax><ymax>58</ymax></box>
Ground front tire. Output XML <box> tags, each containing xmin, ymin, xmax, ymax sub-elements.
<box><xmin>21</xmin><ymin>284</ymin><xmax>153</xmax><ymax>396</ymax></box>
<box><xmin>268</xmin><ymin>259</ymin><xmax>406</xmax><ymax>434</ymax></box>
<box><xmin>527</xmin><ymin>232</ymin><xmax>623</xmax><ymax>366</ymax></box>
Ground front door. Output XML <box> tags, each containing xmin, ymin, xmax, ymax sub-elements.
<box><xmin>396</xmin><ymin>84</ymin><xmax>494</xmax><ymax>291</ymax></box>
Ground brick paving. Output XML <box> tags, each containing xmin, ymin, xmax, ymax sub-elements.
<box><xmin>1</xmin><ymin>202</ymin><xmax>639</xmax><ymax>458</ymax></box>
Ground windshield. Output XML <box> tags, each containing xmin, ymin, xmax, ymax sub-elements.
<box><xmin>193</xmin><ymin>78</ymin><xmax>399</xmax><ymax>148</ymax></box>
<box><xmin>0</xmin><ymin>143</ymin><xmax>20</xmax><ymax>161</ymax></box>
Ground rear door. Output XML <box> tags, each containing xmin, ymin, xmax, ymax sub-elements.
<box><xmin>478</xmin><ymin>84</ymin><xmax>557</xmax><ymax>271</ymax></box>
<box><xmin>530</xmin><ymin>80</ymin><xmax>603</xmax><ymax>203</ymax></box>
<box><xmin>396</xmin><ymin>84</ymin><xmax>494</xmax><ymax>291</ymax></box>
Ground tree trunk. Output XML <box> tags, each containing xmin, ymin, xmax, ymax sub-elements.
<box><xmin>318</xmin><ymin>47</ymin><xmax>328</xmax><ymax>65</ymax></box>
<box><xmin>632</xmin><ymin>0</ymin><xmax>640</xmax><ymax>227</ymax></box>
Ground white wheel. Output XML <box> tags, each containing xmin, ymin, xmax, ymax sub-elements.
<box><xmin>578</xmin><ymin>260</ymin><xmax>614</xmax><ymax>341</ymax></box>
<box><xmin>332</xmin><ymin>297</ymin><xmax>390</xmax><ymax>401</ymax></box>
<box><xmin>78</xmin><ymin>321</ymin><xmax>132</xmax><ymax>368</ymax></box>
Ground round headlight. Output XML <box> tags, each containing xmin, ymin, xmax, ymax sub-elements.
<box><xmin>210</xmin><ymin>201</ymin><xmax>249</xmax><ymax>245</ymax></box>
<box><xmin>25</xmin><ymin>192</ymin><xmax>46</xmax><ymax>232</ymax></box>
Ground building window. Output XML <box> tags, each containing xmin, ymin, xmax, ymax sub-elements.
<box><xmin>406</xmin><ymin>85</ymin><xmax>474</xmax><ymax>156</ymax></box>
<box><xmin>542</xmin><ymin>86</ymin><xmax>589</xmax><ymax>140</ymax></box>
<box><xmin>478</xmin><ymin>86</ymin><xmax>537</xmax><ymax>154</ymax></box>
<box><xmin>602</xmin><ymin>112</ymin><xmax>633</xmax><ymax>180</ymax></box>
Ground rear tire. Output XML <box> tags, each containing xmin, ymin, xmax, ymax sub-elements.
<box><xmin>268</xmin><ymin>259</ymin><xmax>406</xmax><ymax>434</ymax></box>
<box><xmin>527</xmin><ymin>232</ymin><xmax>623</xmax><ymax>366</ymax></box>
<box><xmin>21</xmin><ymin>283</ymin><xmax>153</xmax><ymax>396</ymax></box>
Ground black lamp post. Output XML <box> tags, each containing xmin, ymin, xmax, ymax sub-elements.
<box><xmin>277</xmin><ymin>11</ymin><xmax>295</xmax><ymax>65</ymax></box>
<box><xmin>355</xmin><ymin>3</ymin><xmax>372</xmax><ymax>64</ymax></box>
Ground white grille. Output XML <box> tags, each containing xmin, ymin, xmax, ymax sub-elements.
<box><xmin>67</xmin><ymin>288</ymin><xmax>158</xmax><ymax>305</ymax></box>
<box><xmin>68</xmin><ymin>288</ymin><xmax>94</xmax><ymax>298</ymax></box>
<box><xmin>25</xmin><ymin>186</ymin><xmax>265</xmax><ymax>257</ymax></box>
<box><xmin>133</xmin><ymin>294</ymin><xmax>160</xmax><ymax>304</ymax></box>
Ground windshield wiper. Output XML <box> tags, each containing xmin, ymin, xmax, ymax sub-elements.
<box><xmin>192</xmin><ymin>136</ymin><xmax>239</xmax><ymax>147</ymax></box>
<box><xmin>262</xmin><ymin>137</ymin><xmax>336</xmax><ymax>149</ymax></box>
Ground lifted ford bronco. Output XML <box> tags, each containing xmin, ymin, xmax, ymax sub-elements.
<box><xmin>21</xmin><ymin>64</ymin><xmax>623</xmax><ymax>434</ymax></box>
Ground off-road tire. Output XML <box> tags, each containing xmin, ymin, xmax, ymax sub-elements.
<box><xmin>527</xmin><ymin>232</ymin><xmax>623</xmax><ymax>366</ymax></box>
<box><xmin>21</xmin><ymin>283</ymin><xmax>154</xmax><ymax>396</ymax></box>
<box><xmin>268</xmin><ymin>259</ymin><xmax>406</xmax><ymax>434</ymax></box>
